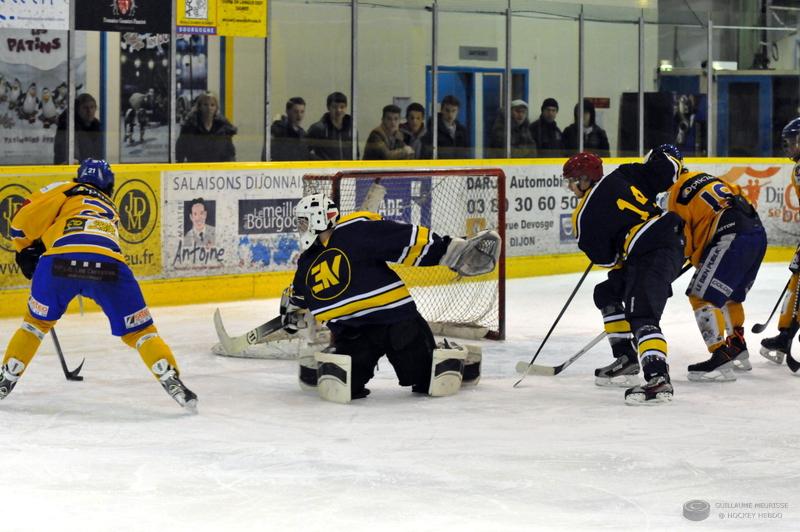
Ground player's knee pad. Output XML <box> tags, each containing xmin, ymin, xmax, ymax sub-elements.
<box><xmin>122</xmin><ymin>325</ymin><xmax>177</xmax><ymax>370</ymax></box>
<box><xmin>298</xmin><ymin>352</ymin><xmax>318</xmax><ymax>391</ymax></box>
<box><xmin>122</xmin><ymin>324</ymin><xmax>160</xmax><ymax>349</ymax></box>
<box><xmin>22</xmin><ymin>312</ymin><xmax>55</xmax><ymax>338</ymax></box>
<box><xmin>428</xmin><ymin>342</ymin><xmax>468</xmax><ymax>397</ymax></box>
<box><xmin>462</xmin><ymin>345</ymin><xmax>482</xmax><ymax>386</ymax></box>
<box><xmin>692</xmin><ymin>303</ymin><xmax>725</xmax><ymax>351</ymax></box>
<box><xmin>314</xmin><ymin>352</ymin><xmax>352</xmax><ymax>404</ymax></box>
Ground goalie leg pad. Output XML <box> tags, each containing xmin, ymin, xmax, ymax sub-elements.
<box><xmin>462</xmin><ymin>345</ymin><xmax>482</xmax><ymax>386</ymax></box>
<box><xmin>428</xmin><ymin>345</ymin><xmax>468</xmax><ymax>397</ymax></box>
<box><xmin>314</xmin><ymin>352</ymin><xmax>352</xmax><ymax>404</ymax></box>
<box><xmin>298</xmin><ymin>353</ymin><xmax>319</xmax><ymax>391</ymax></box>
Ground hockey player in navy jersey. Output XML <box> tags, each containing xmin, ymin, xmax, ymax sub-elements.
<box><xmin>563</xmin><ymin>150</ymin><xmax>684</xmax><ymax>404</ymax></box>
<box><xmin>281</xmin><ymin>192</ymin><xmax>501</xmax><ymax>403</ymax></box>
<box><xmin>0</xmin><ymin>160</ymin><xmax>197</xmax><ymax>411</ymax></box>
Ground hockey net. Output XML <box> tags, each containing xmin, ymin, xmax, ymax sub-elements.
<box><xmin>303</xmin><ymin>168</ymin><xmax>506</xmax><ymax>340</ymax></box>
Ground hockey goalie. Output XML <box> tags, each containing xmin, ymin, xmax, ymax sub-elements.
<box><xmin>280</xmin><ymin>192</ymin><xmax>499</xmax><ymax>403</ymax></box>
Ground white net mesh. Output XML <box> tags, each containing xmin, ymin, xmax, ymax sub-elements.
<box><xmin>304</xmin><ymin>169</ymin><xmax>506</xmax><ymax>339</ymax></box>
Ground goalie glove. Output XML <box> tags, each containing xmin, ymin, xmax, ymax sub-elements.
<box><xmin>790</xmin><ymin>245</ymin><xmax>800</xmax><ymax>274</ymax></box>
<box><xmin>15</xmin><ymin>240</ymin><xmax>46</xmax><ymax>280</ymax></box>
<box><xmin>280</xmin><ymin>286</ymin><xmax>308</xmax><ymax>334</ymax></box>
<box><xmin>440</xmin><ymin>230</ymin><xmax>501</xmax><ymax>277</ymax></box>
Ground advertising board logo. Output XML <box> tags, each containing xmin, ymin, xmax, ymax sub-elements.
<box><xmin>307</xmin><ymin>248</ymin><xmax>351</xmax><ymax>301</ymax></box>
<box><xmin>354</xmin><ymin>177</ymin><xmax>432</xmax><ymax>226</ymax></box>
<box><xmin>114</xmin><ymin>0</ymin><xmax>136</xmax><ymax>17</ymax></box>
<box><xmin>238</xmin><ymin>199</ymin><xmax>297</xmax><ymax>235</ymax></box>
<box><xmin>114</xmin><ymin>179</ymin><xmax>157</xmax><ymax>244</ymax></box>
<box><xmin>559</xmin><ymin>213</ymin><xmax>575</xmax><ymax>242</ymax></box>
<box><xmin>0</xmin><ymin>184</ymin><xmax>32</xmax><ymax>253</ymax></box>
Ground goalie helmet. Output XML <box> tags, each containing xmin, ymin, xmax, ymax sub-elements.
<box><xmin>782</xmin><ymin>117</ymin><xmax>800</xmax><ymax>161</ymax></box>
<box><xmin>295</xmin><ymin>193</ymin><xmax>339</xmax><ymax>250</ymax></box>
<box><xmin>75</xmin><ymin>158</ymin><xmax>115</xmax><ymax>195</ymax></box>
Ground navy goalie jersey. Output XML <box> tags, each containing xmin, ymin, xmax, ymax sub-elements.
<box><xmin>291</xmin><ymin>211</ymin><xmax>451</xmax><ymax>334</ymax></box>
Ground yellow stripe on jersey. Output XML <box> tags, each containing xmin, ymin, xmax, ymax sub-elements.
<box><xmin>401</xmin><ymin>225</ymin><xmax>430</xmax><ymax>266</ymax></box>
<box><xmin>570</xmin><ymin>187</ymin><xmax>592</xmax><ymax>239</ymax></box>
<box><xmin>314</xmin><ymin>285</ymin><xmax>412</xmax><ymax>322</ymax></box>
<box><xmin>337</xmin><ymin>211</ymin><xmax>382</xmax><ymax>224</ymax></box>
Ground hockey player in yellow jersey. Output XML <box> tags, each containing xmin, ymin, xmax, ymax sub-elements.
<box><xmin>760</xmin><ymin>117</ymin><xmax>800</xmax><ymax>373</ymax></box>
<box><xmin>0</xmin><ymin>160</ymin><xmax>197</xmax><ymax>411</ymax></box>
<box><xmin>660</xmin><ymin>148</ymin><xmax>766</xmax><ymax>381</ymax></box>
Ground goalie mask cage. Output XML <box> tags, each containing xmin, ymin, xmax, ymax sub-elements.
<box><xmin>303</xmin><ymin>168</ymin><xmax>506</xmax><ymax>340</ymax></box>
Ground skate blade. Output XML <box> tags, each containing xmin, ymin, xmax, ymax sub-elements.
<box><xmin>182</xmin><ymin>398</ymin><xmax>199</xmax><ymax>414</ymax></box>
<box><xmin>687</xmin><ymin>367</ymin><xmax>737</xmax><ymax>382</ymax></box>
<box><xmin>759</xmin><ymin>346</ymin><xmax>785</xmax><ymax>365</ymax></box>
<box><xmin>595</xmin><ymin>374</ymin><xmax>642</xmax><ymax>388</ymax></box>
<box><xmin>732</xmin><ymin>352</ymin><xmax>752</xmax><ymax>371</ymax></box>
<box><xmin>624</xmin><ymin>391</ymin><xmax>673</xmax><ymax>405</ymax></box>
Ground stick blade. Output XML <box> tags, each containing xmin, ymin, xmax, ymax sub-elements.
<box><xmin>515</xmin><ymin>360</ymin><xmax>557</xmax><ymax>377</ymax></box>
<box><xmin>751</xmin><ymin>324</ymin><xmax>767</xmax><ymax>334</ymax></box>
<box><xmin>213</xmin><ymin>308</ymin><xmax>242</xmax><ymax>355</ymax></box>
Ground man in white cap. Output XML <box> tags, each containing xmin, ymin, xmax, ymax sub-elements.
<box><xmin>488</xmin><ymin>99</ymin><xmax>537</xmax><ymax>158</ymax></box>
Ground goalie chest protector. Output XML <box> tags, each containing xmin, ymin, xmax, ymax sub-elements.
<box><xmin>291</xmin><ymin>212</ymin><xmax>450</xmax><ymax>333</ymax></box>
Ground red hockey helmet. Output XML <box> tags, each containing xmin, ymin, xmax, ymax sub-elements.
<box><xmin>562</xmin><ymin>152</ymin><xmax>604</xmax><ymax>184</ymax></box>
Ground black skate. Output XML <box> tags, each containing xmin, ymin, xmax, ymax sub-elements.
<box><xmin>624</xmin><ymin>374</ymin><xmax>673</xmax><ymax>405</ymax></box>
<box><xmin>0</xmin><ymin>358</ymin><xmax>25</xmax><ymax>400</ymax></box>
<box><xmin>759</xmin><ymin>325</ymin><xmax>798</xmax><ymax>365</ymax></box>
<box><xmin>594</xmin><ymin>352</ymin><xmax>641</xmax><ymax>387</ymax></box>
<box><xmin>152</xmin><ymin>359</ymin><xmax>198</xmax><ymax>412</ymax></box>
<box><xmin>687</xmin><ymin>346</ymin><xmax>737</xmax><ymax>382</ymax></box>
<box><xmin>727</xmin><ymin>327</ymin><xmax>751</xmax><ymax>371</ymax></box>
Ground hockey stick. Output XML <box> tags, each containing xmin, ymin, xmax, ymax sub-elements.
<box><xmin>213</xmin><ymin>309</ymin><xmax>284</xmax><ymax>355</ymax></box>
<box><xmin>515</xmin><ymin>331</ymin><xmax>607</xmax><ymax>377</ymax></box>
<box><xmin>751</xmin><ymin>278</ymin><xmax>790</xmax><ymax>334</ymax></box>
<box><xmin>513</xmin><ymin>262</ymin><xmax>593</xmax><ymax>387</ymax></box>
<box><xmin>50</xmin><ymin>328</ymin><xmax>84</xmax><ymax>381</ymax></box>
<box><xmin>786</xmin><ymin>278</ymin><xmax>800</xmax><ymax>372</ymax></box>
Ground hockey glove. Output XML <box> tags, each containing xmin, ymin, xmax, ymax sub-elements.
<box><xmin>440</xmin><ymin>230</ymin><xmax>501</xmax><ymax>277</ymax></box>
<box><xmin>790</xmin><ymin>245</ymin><xmax>800</xmax><ymax>274</ymax></box>
<box><xmin>280</xmin><ymin>286</ymin><xmax>308</xmax><ymax>334</ymax></box>
<box><xmin>15</xmin><ymin>240</ymin><xmax>46</xmax><ymax>280</ymax></box>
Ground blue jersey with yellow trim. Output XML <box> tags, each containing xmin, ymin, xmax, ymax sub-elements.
<box><xmin>291</xmin><ymin>211</ymin><xmax>450</xmax><ymax>333</ymax></box>
<box><xmin>11</xmin><ymin>181</ymin><xmax>125</xmax><ymax>263</ymax></box>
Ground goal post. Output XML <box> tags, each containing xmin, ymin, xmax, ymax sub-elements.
<box><xmin>303</xmin><ymin>168</ymin><xmax>506</xmax><ymax>340</ymax></box>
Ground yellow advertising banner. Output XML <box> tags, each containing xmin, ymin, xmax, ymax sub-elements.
<box><xmin>176</xmin><ymin>0</ymin><xmax>268</xmax><ymax>38</ymax></box>
<box><xmin>0</xmin><ymin>168</ymin><xmax>162</xmax><ymax>290</ymax></box>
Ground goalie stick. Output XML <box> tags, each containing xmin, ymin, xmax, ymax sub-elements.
<box><xmin>514</xmin><ymin>332</ymin><xmax>607</xmax><ymax>376</ymax></box>
<box><xmin>213</xmin><ymin>309</ymin><xmax>284</xmax><ymax>356</ymax></box>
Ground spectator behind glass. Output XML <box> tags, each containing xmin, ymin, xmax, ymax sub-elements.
<box><xmin>175</xmin><ymin>92</ymin><xmax>237</xmax><ymax>163</ymax></box>
<box><xmin>529</xmin><ymin>97</ymin><xmax>564</xmax><ymax>158</ymax></box>
<box><xmin>421</xmin><ymin>94</ymin><xmax>470</xmax><ymax>159</ymax></box>
<box><xmin>267</xmin><ymin>96</ymin><xmax>307</xmax><ymax>161</ymax></box>
<box><xmin>563</xmin><ymin>98</ymin><xmax>610</xmax><ymax>157</ymax></box>
<box><xmin>53</xmin><ymin>93</ymin><xmax>104</xmax><ymax>164</ymax></box>
<box><xmin>399</xmin><ymin>102</ymin><xmax>426</xmax><ymax>159</ymax></box>
<box><xmin>488</xmin><ymin>99</ymin><xmax>537</xmax><ymax>158</ymax></box>
<box><xmin>363</xmin><ymin>104</ymin><xmax>414</xmax><ymax>160</ymax></box>
<box><xmin>306</xmin><ymin>92</ymin><xmax>356</xmax><ymax>160</ymax></box>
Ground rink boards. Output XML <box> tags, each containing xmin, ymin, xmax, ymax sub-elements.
<box><xmin>0</xmin><ymin>158</ymin><xmax>793</xmax><ymax>317</ymax></box>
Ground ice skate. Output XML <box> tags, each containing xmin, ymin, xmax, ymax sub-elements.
<box><xmin>759</xmin><ymin>326</ymin><xmax>797</xmax><ymax>365</ymax></box>
<box><xmin>624</xmin><ymin>374</ymin><xmax>673</xmax><ymax>405</ymax></box>
<box><xmin>727</xmin><ymin>327</ymin><xmax>752</xmax><ymax>371</ymax></box>
<box><xmin>594</xmin><ymin>351</ymin><xmax>641</xmax><ymax>387</ymax></box>
<box><xmin>0</xmin><ymin>358</ymin><xmax>25</xmax><ymax>400</ymax></box>
<box><xmin>152</xmin><ymin>359</ymin><xmax>198</xmax><ymax>412</ymax></box>
<box><xmin>687</xmin><ymin>346</ymin><xmax>737</xmax><ymax>382</ymax></box>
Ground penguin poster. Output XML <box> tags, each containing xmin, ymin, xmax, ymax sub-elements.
<box><xmin>0</xmin><ymin>29</ymin><xmax>86</xmax><ymax>165</ymax></box>
<box><xmin>119</xmin><ymin>32</ymin><xmax>171</xmax><ymax>163</ymax></box>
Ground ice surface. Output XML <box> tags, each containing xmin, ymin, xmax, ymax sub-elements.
<box><xmin>1</xmin><ymin>263</ymin><xmax>799</xmax><ymax>531</ymax></box>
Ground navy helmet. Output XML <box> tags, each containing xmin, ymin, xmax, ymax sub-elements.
<box><xmin>781</xmin><ymin>117</ymin><xmax>800</xmax><ymax>160</ymax></box>
<box><xmin>76</xmin><ymin>158</ymin><xmax>115</xmax><ymax>195</ymax></box>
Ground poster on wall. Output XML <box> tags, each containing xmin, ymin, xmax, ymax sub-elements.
<box><xmin>119</xmin><ymin>32</ymin><xmax>170</xmax><ymax>163</ymax></box>
<box><xmin>0</xmin><ymin>0</ymin><xmax>69</xmax><ymax>30</ymax></box>
<box><xmin>162</xmin><ymin>169</ymin><xmax>304</xmax><ymax>278</ymax></box>
<box><xmin>176</xmin><ymin>0</ymin><xmax>268</xmax><ymax>38</ymax></box>
<box><xmin>0</xmin><ymin>29</ymin><xmax>86</xmax><ymax>165</ymax></box>
<box><xmin>74</xmin><ymin>0</ymin><xmax>171</xmax><ymax>33</ymax></box>
<box><xmin>175</xmin><ymin>34</ymin><xmax>208</xmax><ymax>125</ymax></box>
